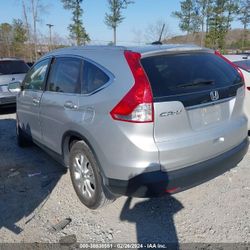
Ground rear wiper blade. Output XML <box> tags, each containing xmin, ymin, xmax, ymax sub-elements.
<box><xmin>177</xmin><ymin>80</ymin><xmax>214</xmax><ymax>88</ymax></box>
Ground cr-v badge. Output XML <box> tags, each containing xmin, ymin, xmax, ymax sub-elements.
<box><xmin>160</xmin><ymin>109</ymin><xmax>183</xmax><ymax>117</ymax></box>
<box><xmin>210</xmin><ymin>90</ymin><xmax>219</xmax><ymax>101</ymax></box>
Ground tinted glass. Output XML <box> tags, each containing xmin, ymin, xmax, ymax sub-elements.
<box><xmin>234</xmin><ymin>59</ymin><xmax>250</xmax><ymax>72</ymax></box>
<box><xmin>82</xmin><ymin>61</ymin><xmax>109</xmax><ymax>94</ymax></box>
<box><xmin>23</xmin><ymin>59</ymin><xmax>49</xmax><ymax>90</ymax></box>
<box><xmin>0</xmin><ymin>60</ymin><xmax>29</xmax><ymax>75</ymax></box>
<box><xmin>47</xmin><ymin>57</ymin><xmax>81</xmax><ymax>94</ymax></box>
<box><xmin>141</xmin><ymin>53</ymin><xmax>242</xmax><ymax>98</ymax></box>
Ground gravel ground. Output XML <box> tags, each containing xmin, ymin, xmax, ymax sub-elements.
<box><xmin>0</xmin><ymin>108</ymin><xmax>249</xmax><ymax>245</ymax></box>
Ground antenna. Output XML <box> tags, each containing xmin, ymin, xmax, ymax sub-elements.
<box><xmin>151</xmin><ymin>23</ymin><xmax>165</xmax><ymax>45</ymax></box>
<box><xmin>159</xmin><ymin>24</ymin><xmax>165</xmax><ymax>42</ymax></box>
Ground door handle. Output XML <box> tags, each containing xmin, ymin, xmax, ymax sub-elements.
<box><xmin>64</xmin><ymin>101</ymin><xmax>78</xmax><ymax>110</ymax></box>
<box><xmin>32</xmin><ymin>98</ymin><xmax>40</xmax><ymax>105</ymax></box>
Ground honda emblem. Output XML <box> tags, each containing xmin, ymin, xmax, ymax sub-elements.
<box><xmin>210</xmin><ymin>90</ymin><xmax>219</xmax><ymax>101</ymax></box>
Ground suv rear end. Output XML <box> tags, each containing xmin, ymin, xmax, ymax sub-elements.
<box><xmin>104</xmin><ymin>45</ymin><xmax>248</xmax><ymax>197</ymax></box>
<box><xmin>0</xmin><ymin>59</ymin><xmax>29</xmax><ymax>106</ymax></box>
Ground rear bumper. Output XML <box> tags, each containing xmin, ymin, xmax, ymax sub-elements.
<box><xmin>107</xmin><ymin>138</ymin><xmax>249</xmax><ymax>197</ymax></box>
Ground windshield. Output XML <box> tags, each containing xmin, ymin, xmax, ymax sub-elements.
<box><xmin>0</xmin><ymin>60</ymin><xmax>29</xmax><ymax>75</ymax></box>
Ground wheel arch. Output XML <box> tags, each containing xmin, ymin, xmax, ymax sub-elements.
<box><xmin>61</xmin><ymin>130</ymin><xmax>106</xmax><ymax>178</ymax></box>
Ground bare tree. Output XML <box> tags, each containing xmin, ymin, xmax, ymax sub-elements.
<box><xmin>52</xmin><ymin>32</ymin><xmax>69</xmax><ymax>46</ymax></box>
<box><xmin>31</xmin><ymin>0</ymin><xmax>40</xmax><ymax>60</ymax></box>
<box><xmin>144</xmin><ymin>20</ymin><xmax>171</xmax><ymax>43</ymax></box>
<box><xmin>20</xmin><ymin>0</ymin><xmax>47</xmax><ymax>60</ymax></box>
<box><xmin>132</xmin><ymin>28</ymin><xmax>144</xmax><ymax>45</ymax></box>
<box><xmin>22</xmin><ymin>0</ymin><xmax>29</xmax><ymax>35</ymax></box>
<box><xmin>22</xmin><ymin>0</ymin><xmax>32</xmax><ymax>61</ymax></box>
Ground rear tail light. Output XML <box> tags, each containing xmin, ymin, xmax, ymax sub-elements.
<box><xmin>165</xmin><ymin>187</ymin><xmax>180</xmax><ymax>194</ymax></box>
<box><xmin>214</xmin><ymin>50</ymin><xmax>245</xmax><ymax>84</ymax></box>
<box><xmin>110</xmin><ymin>50</ymin><xmax>154</xmax><ymax>123</ymax></box>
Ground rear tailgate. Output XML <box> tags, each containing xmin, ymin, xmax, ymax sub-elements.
<box><xmin>0</xmin><ymin>73</ymin><xmax>26</xmax><ymax>86</ymax></box>
<box><xmin>141</xmin><ymin>51</ymin><xmax>247</xmax><ymax>171</ymax></box>
<box><xmin>0</xmin><ymin>60</ymin><xmax>29</xmax><ymax>85</ymax></box>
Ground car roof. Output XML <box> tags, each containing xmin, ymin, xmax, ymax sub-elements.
<box><xmin>44</xmin><ymin>44</ymin><xmax>210</xmax><ymax>58</ymax></box>
<box><xmin>0</xmin><ymin>58</ymin><xmax>24</xmax><ymax>61</ymax></box>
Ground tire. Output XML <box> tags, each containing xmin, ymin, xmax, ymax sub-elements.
<box><xmin>69</xmin><ymin>140</ymin><xmax>115</xmax><ymax>209</ymax></box>
<box><xmin>16</xmin><ymin>123</ymin><xmax>31</xmax><ymax>148</ymax></box>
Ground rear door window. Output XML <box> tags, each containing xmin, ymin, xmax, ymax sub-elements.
<box><xmin>0</xmin><ymin>60</ymin><xmax>29</xmax><ymax>75</ymax></box>
<box><xmin>141</xmin><ymin>53</ymin><xmax>242</xmax><ymax>98</ymax></box>
<box><xmin>47</xmin><ymin>57</ymin><xmax>82</xmax><ymax>94</ymax></box>
<box><xmin>82</xmin><ymin>61</ymin><xmax>109</xmax><ymax>94</ymax></box>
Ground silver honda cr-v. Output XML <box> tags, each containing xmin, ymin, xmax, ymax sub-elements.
<box><xmin>16</xmin><ymin>45</ymin><xmax>249</xmax><ymax>209</ymax></box>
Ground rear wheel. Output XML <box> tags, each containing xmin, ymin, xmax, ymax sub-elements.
<box><xmin>69</xmin><ymin>140</ymin><xmax>114</xmax><ymax>209</ymax></box>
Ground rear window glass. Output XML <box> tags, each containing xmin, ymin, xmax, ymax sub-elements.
<box><xmin>82</xmin><ymin>61</ymin><xmax>109</xmax><ymax>94</ymax></box>
<box><xmin>233</xmin><ymin>59</ymin><xmax>250</xmax><ymax>72</ymax></box>
<box><xmin>0</xmin><ymin>60</ymin><xmax>29</xmax><ymax>75</ymax></box>
<box><xmin>141</xmin><ymin>53</ymin><xmax>242</xmax><ymax>98</ymax></box>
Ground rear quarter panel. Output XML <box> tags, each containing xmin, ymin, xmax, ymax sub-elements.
<box><xmin>75</xmin><ymin>49</ymin><xmax>159</xmax><ymax>180</ymax></box>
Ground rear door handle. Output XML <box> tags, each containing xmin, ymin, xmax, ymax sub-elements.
<box><xmin>32</xmin><ymin>98</ymin><xmax>40</xmax><ymax>105</ymax></box>
<box><xmin>64</xmin><ymin>101</ymin><xmax>78</xmax><ymax>110</ymax></box>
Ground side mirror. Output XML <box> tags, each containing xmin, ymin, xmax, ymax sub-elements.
<box><xmin>8</xmin><ymin>81</ymin><xmax>22</xmax><ymax>93</ymax></box>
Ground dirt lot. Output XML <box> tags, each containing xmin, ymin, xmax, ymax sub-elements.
<box><xmin>0</xmin><ymin>108</ymin><xmax>250</xmax><ymax>245</ymax></box>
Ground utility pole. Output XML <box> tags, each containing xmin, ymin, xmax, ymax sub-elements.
<box><xmin>46</xmin><ymin>23</ymin><xmax>54</xmax><ymax>51</ymax></box>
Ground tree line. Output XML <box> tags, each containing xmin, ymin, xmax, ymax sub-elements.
<box><xmin>172</xmin><ymin>0</ymin><xmax>250</xmax><ymax>50</ymax></box>
<box><xmin>0</xmin><ymin>0</ymin><xmax>249</xmax><ymax>61</ymax></box>
<box><xmin>0</xmin><ymin>0</ymin><xmax>134</xmax><ymax>60</ymax></box>
<box><xmin>0</xmin><ymin>20</ymin><xmax>27</xmax><ymax>59</ymax></box>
